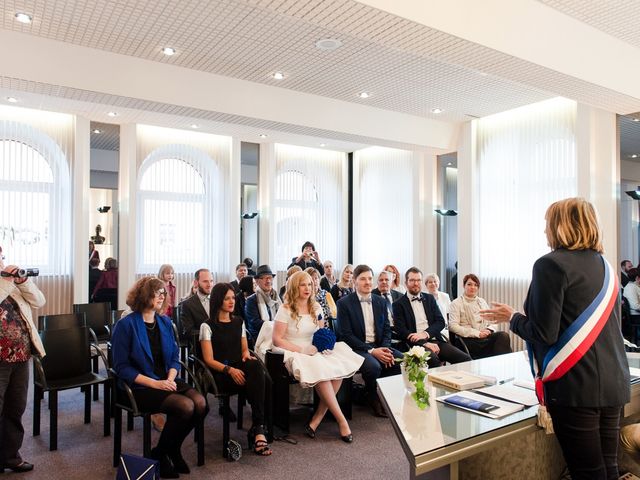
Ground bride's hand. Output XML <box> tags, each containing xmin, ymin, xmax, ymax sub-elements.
<box><xmin>301</xmin><ymin>345</ymin><xmax>318</xmax><ymax>356</ymax></box>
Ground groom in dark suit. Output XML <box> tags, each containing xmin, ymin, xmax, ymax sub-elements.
<box><xmin>336</xmin><ymin>264</ymin><xmax>401</xmax><ymax>417</ymax></box>
<box><xmin>179</xmin><ymin>268</ymin><xmax>214</xmax><ymax>336</ymax></box>
<box><xmin>393</xmin><ymin>267</ymin><xmax>470</xmax><ymax>367</ymax></box>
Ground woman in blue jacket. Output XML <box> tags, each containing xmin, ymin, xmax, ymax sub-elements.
<box><xmin>112</xmin><ymin>277</ymin><xmax>207</xmax><ymax>479</ymax></box>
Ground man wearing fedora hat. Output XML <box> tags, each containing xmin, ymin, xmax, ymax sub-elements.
<box><xmin>245</xmin><ymin>265</ymin><xmax>282</xmax><ymax>341</ymax></box>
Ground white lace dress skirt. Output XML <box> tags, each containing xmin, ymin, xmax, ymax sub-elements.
<box><xmin>274</xmin><ymin>310</ymin><xmax>364</xmax><ymax>388</ymax></box>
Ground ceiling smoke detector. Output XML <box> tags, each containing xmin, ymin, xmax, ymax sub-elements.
<box><xmin>315</xmin><ymin>38</ymin><xmax>342</xmax><ymax>51</ymax></box>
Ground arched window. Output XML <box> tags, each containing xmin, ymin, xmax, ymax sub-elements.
<box><xmin>273</xmin><ymin>170</ymin><xmax>319</xmax><ymax>269</ymax></box>
<box><xmin>0</xmin><ymin>125</ymin><xmax>71</xmax><ymax>274</ymax></box>
<box><xmin>137</xmin><ymin>145</ymin><xmax>217</xmax><ymax>272</ymax></box>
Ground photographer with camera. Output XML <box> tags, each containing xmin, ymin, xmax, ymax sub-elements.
<box><xmin>288</xmin><ymin>241</ymin><xmax>324</xmax><ymax>276</ymax></box>
<box><xmin>0</xmin><ymin>246</ymin><xmax>45</xmax><ymax>473</ymax></box>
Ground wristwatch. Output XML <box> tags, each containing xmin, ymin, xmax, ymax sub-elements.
<box><xmin>223</xmin><ymin>365</ymin><xmax>231</xmax><ymax>375</ymax></box>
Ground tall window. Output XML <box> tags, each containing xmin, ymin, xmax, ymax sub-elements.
<box><xmin>137</xmin><ymin>147</ymin><xmax>216</xmax><ymax>272</ymax></box>
<box><xmin>0</xmin><ymin>129</ymin><xmax>71</xmax><ymax>274</ymax></box>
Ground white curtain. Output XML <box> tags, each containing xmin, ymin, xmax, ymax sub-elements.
<box><xmin>476</xmin><ymin>97</ymin><xmax>577</xmax><ymax>350</ymax></box>
<box><xmin>0</xmin><ymin>105</ymin><xmax>74</xmax><ymax>315</ymax></box>
<box><xmin>136</xmin><ymin>125</ymin><xmax>232</xmax><ymax>280</ymax></box>
<box><xmin>353</xmin><ymin>146</ymin><xmax>414</xmax><ymax>275</ymax></box>
<box><xmin>271</xmin><ymin>144</ymin><xmax>347</xmax><ymax>272</ymax></box>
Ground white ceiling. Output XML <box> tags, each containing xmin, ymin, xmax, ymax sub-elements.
<box><xmin>1</xmin><ymin>0</ymin><xmax>640</xmax><ymax>153</ymax></box>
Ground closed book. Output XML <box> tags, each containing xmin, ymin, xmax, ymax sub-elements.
<box><xmin>428</xmin><ymin>370</ymin><xmax>487</xmax><ymax>390</ymax></box>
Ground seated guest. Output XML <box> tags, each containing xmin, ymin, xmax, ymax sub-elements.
<box><xmin>372</xmin><ymin>270</ymin><xmax>402</xmax><ymax>323</ymax></box>
<box><xmin>179</xmin><ymin>269</ymin><xmax>214</xmax><ymax>335</ymax></box>
<box><xmin>279</xmin><ymin>265</ymin><xmax>302</xmax><ymax>300</ymax></box>
<box><xmin>424</xmin><ymin>273</ymin><xmax>451</xmax><ymax>323</ymax></box>
<box><xmin>92</xmin><ymin>257</ymin><xmax>118</xmax><ymax>308</ymax></box>
<box><xmin>622</xmin><ymin>260</ymin><xmax>634</xmax><ymax>288</ymax></box>
<box><xmin>230</xmin><ymin>263</ymin><xmax>248</xmax><ymax>295</ymax></box>
<box><xmin>319</xmin><ymin>260</ymin><xmax>336</xmax><ymax>292</ymax></box>
<box><xmin>88</xmin><ymin>256</ymin><xmax>102</xmax><ymax>302</ymax></box>
<box><xmin>330</xmin><ymin>264</ymin><xmax>354</xmax><ymax>302</ymax></box>
<box><xmin>393</xmin><ymin>267</ymin><xmax>470</xmax><ymax>367</ymax></box>
<box><xmin>273</xmin><ymin>271</ymin><xmax>362</xmax><ymax>442</ymax></box>
<box><xmin>288</xmin><ymin>241</ymin><xmax>324</xmax><ymax>275</ymax></box>
<box><xmin>383</xmin><ymin>264</ymin><xmax>405</xmax><ymax>295</ymax></box>
<box><xmin>448</xmin><ymin>273</ymin><xmax>512</xmax><ymax>358</ymax></box>
<box><xmin>305</xmin><ymin>267</ymin><xmax>337</xmax><ymax>329</ymax></box>
<box><xmin>245</xmin><ymin>265</ymin><xmax>281</xmax><ymax>340</ymax></box>
<box><xmin>624</xmin><ymin>268</ymin><xmax>640</xmax><ymax>315</ymax></box>
<box><xmin>111</xmin><ymin>277</ymin><xmax>207</xmax><ymax>478</ymax></box>
<box><xmin>336</xmin><ymin>265</ymin><xmax>402</xmax><ymax>418</ymax></box>
<box><xmin>157</xmin><ymin>264</ymin><xmax>176</xmax><ymax>318</ymax></box>
<box><xmin>199</xmin><ymin>283</ymin><xmax>271</xmax><ymax>456</ymax></box>
<box><xmin>234</xmin><ymin>276</ymin><xmax>254</xmax><ymax>320</ymax></box>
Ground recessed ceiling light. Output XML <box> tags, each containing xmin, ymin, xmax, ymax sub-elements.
<box><xmin>358</xmin><ymin>92</ymin><xmax>370</xmax><ymax>99</ymax></box>
<box><xmin>6</xmin><ymin>97</ymin><xmax>18</xmax><ymax>103</ymax></box>
<box><xmin>431</xmin><ymin>108</ymin><xmax>443</xmax><ymax>114</ymax></box>
<box><xmin>15</xmin><ymin>13</ymin><xmax>32</xmax><ymax>24</ymax></box>
<box><xmin>162</xmin><ymin>47</ymin><xmax>176</xmax><ymax>56</ymax></box>
<box><xmin>259</xmin><ymin>134</ymin><xmax>267</xmax><ymax>139</ymax></box>
<box><xmin>634</xmin><ymin>118</ymin><xmax>640</xmax><ymax>122</ymax></box>
<box><xmin>632</xmin><ymin>154</ymin><xmax>639</xmax><ymax>159</ymax></box>
<box><xmin>92</xmin><ymin>129</ymin><xmax>102</xmax><ymax>134</ymax></box>
<box><xmin>272</xmin><ymin>72</ymin><xmax>285</xmax><ymax>80</ymax></box>
<box><xmin>107</xmin><ymin>111</ymin><xmax>118</xmax><ymax>117</ymax></box>
<box><xmin>315</xmin><ymin>38</ymin><xmax>342</xmax><ymax>51</ymax></box>
<box><xmin>320</xmin><ymin>143</ymin><xmax>326</xmax><ymax>147</ymax></box>
<box><xmin>190</xmin><ymin>124</ymin><xmax>199</xmax><ymax>129</ymax></box>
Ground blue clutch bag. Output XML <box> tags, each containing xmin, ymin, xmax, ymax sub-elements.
<box><xmin>312</xmin><ymin>327</ymin><xmax>336</xmax><ymax>352</ymax></box>
<box><xmin>116</xmin><ymin>454</ymin><xmax>159</xmax><ymax>480</ymax></box>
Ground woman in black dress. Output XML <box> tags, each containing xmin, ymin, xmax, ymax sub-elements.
<box><xmin>199</xmin><ymin>283</ymin><xmax>271</xmax><ymax>456</ymax></box>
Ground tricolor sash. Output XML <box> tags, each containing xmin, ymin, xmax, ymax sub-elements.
<box><xmin>527</xmin><ymin>255</ymin><xmax>618</xmax><ymax>406</ymax></box>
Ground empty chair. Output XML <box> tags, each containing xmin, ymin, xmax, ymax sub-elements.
<box><xmin>72</xmin><ymin>302</ymin><xmax>112</xmax><ymax>343</ymax></box>
<box><xmin>32</xmin><ymin>326</ymin><xmax>110</xmax><ymax>450</ymax></box>
<box><xmin>38</xmin><ymin>312</ymin><xmax>86</xmax><ymax>331</ymax></box>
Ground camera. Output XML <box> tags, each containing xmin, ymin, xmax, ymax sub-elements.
<box><xmin>1</xmin><ymin>268</ymin><xmax>39</xmax><ymax>278</ymax></box>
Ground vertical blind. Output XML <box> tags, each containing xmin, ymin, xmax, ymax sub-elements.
<box><xmin>476</xmin><ymin>97</ymin><xmax>577</xmax><ymax>350</ymax></box>
<box><xmin>0</xmin><ymin>106</ymin><xmax>74</xmax><ymax>315</ymax></box>
<box><xmin>353</xmin><ymin>146</ymin><xmax>414</xmax><ymax>275</ymax></box>
<box><xmin>272</xmin><ymin>144</ymin><xmax>346</xmax><ymax>272</ymax></box>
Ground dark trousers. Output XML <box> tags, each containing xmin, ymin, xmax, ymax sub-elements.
<box><xmin>548</xmin><ymin>405</ymin><xmax>621</xmax><ymax>480</ymax></box>
<box><xmin>356</xmin><ymin>346</ymin><xmax>402</xmax><ymax>398</ymax></box>
<box><xmin>213</xmin><ymin>359</ymin><xmax>266</xmax><ymax>428</ymax></box>
<box><xmin>412</xmin><ymin>339</ymin><xmax>471</xmax><ymax>367</ymax></box>
<box><xmin>0</xmin><ymin>361</ymin><xmax>29</xmax><ymax>467</ymax></box>
<box><xmin>464</xmin><ymin>331</ymin><xmax>512</xmax><ymax>359</ymax></box>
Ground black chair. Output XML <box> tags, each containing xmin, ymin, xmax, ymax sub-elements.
<box><xmin>111</xmin><ymin>309</ymin><xmax>125</xmax><ymax>325</ymax></box>
<box><xmin>190</xmin><ymin>332</ymin><xmax>273</xmax><ymax>458</ymax></box>
<box><xmin>110</xmin><ymin>361</ymin><xmax>205</xmax><ymax>468</ymax></box>
<box><xmin>171</xmin><ymin>305</ymin><xmax>191</xmax><ymax>379</ymax></box>
<box><xmin>38</xmin><ymin>313</ymin><xmax>86</xmax><ymax>331</ymax></box>
<box><xmin>32</xmin><ymin>326</ymin><xmax>110</xmax><ymax>450</ymax></box>
<box><xmin>448</xmin><ymin>331</ymin><xmax>472</xmax><ymax>358</ymax></box>
<box><xmin>93</xmin><ymin>288</ymin><xmax>117</xmax><ymax>310</ymax></box>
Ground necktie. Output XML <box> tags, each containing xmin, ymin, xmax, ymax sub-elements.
<box><xmin>360</xmin><ymin>296</ymin><xmax>372</xmax><ymax>304</ymax></box>
<box><xmin>384</xmin><ymin>293</ymin><xmax>392</xmax><ymax>311</ymax></box>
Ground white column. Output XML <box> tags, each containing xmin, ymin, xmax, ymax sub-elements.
<box><xmin>229</xmin><ymin>138</ymin><xmax>242</xmax><ymax>267</ymax></box>
<box><xmin>72</xmin><ymin>115</ymin><xmax>91</xmax><ymax>304</ymax></box>
<box><xmin>575</xmin><ymin>104</ymin><xmax>619</xmax><ymax>266</ymax></box>
<box><xmin>414</xmin><ymin>151</ymin><xmax>439</xmax><ymax>273</ymax></box>
<box><xmin>457</xmin><ymin>121</ymin><xmax>478</xmax><ymax>293</ymax></box>
<box><xmin>118</xmin><ymin>124</ymin><xmax>137</xmax><ymax>308</ymax></box>
<box><xmin>258</xmin><ymin>142</ymin><xmax>276</xmax><ymax>267</ymax></box>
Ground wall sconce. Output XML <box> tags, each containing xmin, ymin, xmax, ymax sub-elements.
<box><xmin>241</xmin><ymin>212</ymin><xmax>259</xmax><ymax>219</ymax></box>
<box><xmin>434</xmin><ymin>209</ymin><xmax>458</xmax><ymax>216</ymax></box>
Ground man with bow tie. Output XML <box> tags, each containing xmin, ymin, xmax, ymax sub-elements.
<box><xmin>179</xmin><ymin>268</ymin><xmax>214</xmax><ymax>335</ymax></box>
<box><xmin>336</xmin><ymin>264</ymin><xmax>402</xmax><ymax>417</ymax></box>
<box><xmin>393</xmin><ymin>267</ymin><xmax>470</xmax><ymax>367</ymax></box>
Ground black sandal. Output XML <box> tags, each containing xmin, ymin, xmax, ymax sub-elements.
<box><xmin>252</xmin><ymin>438</ymin><xmax>272</xmax><ymax>456</ymax></box>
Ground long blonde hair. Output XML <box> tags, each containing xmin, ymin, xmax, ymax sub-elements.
<box><xmin>284</xmin><ymin>271</ymin><xmax>319</xmax><ymax>328</ymax></box>
<box><xmin>545</xmin><ymin>197</ymin><xmax>603</xmax><ymax>253</ymax></box>
<box><xmin>337</xmin><ymin>264</ymin><xmax>354</xmax><ymax>289</ymax></box>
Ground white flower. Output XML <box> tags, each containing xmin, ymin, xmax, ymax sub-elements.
<box><xmin>408</xmin><ymin>345</ymin><xmax>427</xmax><ymax>358</ymax></box>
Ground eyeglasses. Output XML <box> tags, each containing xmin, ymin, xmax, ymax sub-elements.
<box><xmin>154</xmin><ymin>288</ymin><xmax>167</xmax><ymax>297</ymax></box>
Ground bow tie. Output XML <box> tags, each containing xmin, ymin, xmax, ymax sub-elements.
<box><xmin>360</xmin><ymin>297</ymin><xmax>372</xmax><ymax>304</ymax></box>
<box><xmin>411</xmin><ymin>296</ymin><xmax>422</xmax><ymax>302</ymax></box>
<box><xmin>201</xmin><ymin>295</ymin><xmax>210</xmax><ymax>301</ymax></box>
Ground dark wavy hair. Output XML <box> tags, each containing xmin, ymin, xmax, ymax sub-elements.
<box><xmin>209</xmin><ymin>283</ymin><xmax>235</xmax><ymax>324</ymax></box>
<box><xmin>126</xmin><ymin>277</ymin><xmax>168</xmax><ymax>313</ymax></box>
<box><xmin>239</xmin><ymin>276</ymin><xmax>254</xmax><ymax>296</ymax></box>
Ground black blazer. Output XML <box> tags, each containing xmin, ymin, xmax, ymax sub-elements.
<box><xmin>230</xmin><ymin>280</ymin><xmax>240</xmax><ymax>295</ymax></box>
<box><xmin>511</xmin><ymin>248</ymin><xmax>630</xmax><ymax>408</ymax></box>
<box><xmin>179</xmin><ymin>294</ymin><xmax>210</xmax><ymax>336</ymax></box>
<box><xmin>335</xmin><ymin>292</ymin><xmax>392</xmax><ymax>352</ymax></box>
<box><xmin>392</xmin><ymin>293</ymin><xmax>445</xmax><ymax>343</ymax></box>
<box><xmin>372</xmin><ymin>288</ymin><xmax>402</xmax><ymax>302</ymax></box>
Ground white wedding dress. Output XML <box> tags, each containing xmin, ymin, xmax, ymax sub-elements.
<box><xmin>274</xmin><ymin>308</ymin><xmax>364</xmax><ymax>387</ymax></box>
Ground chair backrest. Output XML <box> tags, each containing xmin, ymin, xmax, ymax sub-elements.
<box><xmin>40</xmin><ymin>326</ymin><xmax>92</xmax><ymax>380</ymax></box>
<box><xmin>38</xmin><ymin>313</ymin><xmax>86</xmax><ymax>331</ymax></box>
<box><xmin>93</xmin><ymin>288</ymin><xmax>118</xmax><ymax>310</ymax></box>
<box><xmin>172</xmin><ymin>304</ymin><xmax>190</xmax><ymax>346</ymax></box>
<box><xmin>72</xmin><ymin>302</ymin><xmax>111</xmax><ymax>341</ymax></box>
<box><xmin>111</xmin><ymin>309</ymin><xmax>125</xmax><ymax>326</ymax></box>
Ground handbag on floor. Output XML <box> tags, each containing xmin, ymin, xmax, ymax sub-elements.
<box><xmin>116</xmin><ymin>454</ymin><xmax>159</xmax><ymax>480</ymax></box>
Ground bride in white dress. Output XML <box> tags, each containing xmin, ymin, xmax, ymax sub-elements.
<box><xmin>273</xmin><ymin>271</ymin><xmax>363</xmax><ymax>442</ymax></box>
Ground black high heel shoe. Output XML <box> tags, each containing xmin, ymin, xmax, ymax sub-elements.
<box><xmin>340</xmin><ymin>433</ymin><xmax>353</xmax><ymax>443</ymax></box>
<box><xmin>304</xmin><ymin>423</ymin><xmax>316</xmax><ymax>439</ymax></box>
<box><xmin>248</xmin><ymin>426</ymin><xmax>272</xmax><ymax>456</ymax></box>
<box><xmin>149</xmin><ymin>447</ymin><xmax>179</xmax><ymax>479</ymax></box>
<box><xmin>168</xmin><ymin>450</ymin><xmax>190</xmax><ymax>474</ymax></box>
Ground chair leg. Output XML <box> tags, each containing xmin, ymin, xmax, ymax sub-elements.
<box><xmin>196</xmin><ymin>418</ymin><xmax>205</xmax><ymax>466</ymax></box>
<box><xmin>237</xmin><ymin>394</ymin><xmax>244</xmax><ymax>430</ymax></box>
<box><xmin>84</xmin><ymin>384</ymin><xmax>91</xmax><ymax>424</ymax></box>
<box><xmin>33</xmin><ymin>385</ymin><xmax>41</xmax><ymax>436</ymax></box>
<box><xmin>143</xmin><ymin>415</ymin><xmax>151</xmax><ymax>458</ymax></box>
<box><xmin>49</xmin><ymin>390</ymin><xmax>58</xmax><ymax>451</ymax></box>
<box><xmin>222</xmin><ymin>397</ymin><xmax>230</xmax><ymax>458</ymax></box>
<box><xmin>103</xmin><ymin>382</ymin><xmax>111</xmax><ymax>436</ymax></box>
<box><xmin>92</xmin><ymin>356</ymin><xmax>99</xmax><ymax>401</ymax></box>
<box><xmin>113</xmin><ymin>407</ymin><xmax>122</xmax><ymax>467</ymax></box>
<box><xmin>127</xmin><ymin>411</ymin><xmax>134</xmax><ymax>431</ymax></box>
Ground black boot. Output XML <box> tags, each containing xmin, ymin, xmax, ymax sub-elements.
<box><xmin>150</xmin><ymin>447</ymin><xmax>179</xmax><ymax>479</ymax></box>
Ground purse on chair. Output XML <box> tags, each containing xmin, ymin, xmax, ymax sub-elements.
<box><xmin>116</xmin><ymin>454</ymin><xmax>159</xmax><ymax>480</ymax></box>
